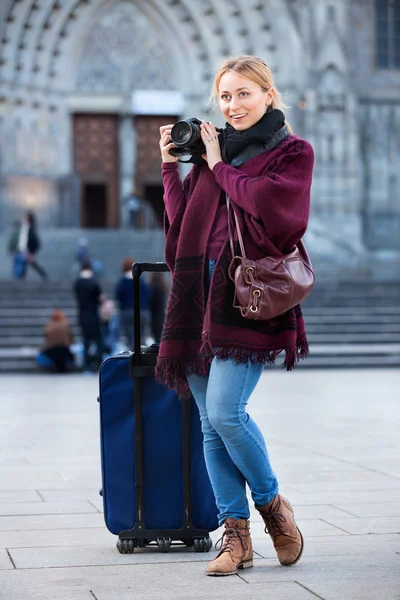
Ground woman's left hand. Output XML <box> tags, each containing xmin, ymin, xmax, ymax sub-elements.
<box><xmin>200</xmin><ymin>121</ymin><xmax>222</xmax><ymax>171</ymax></box>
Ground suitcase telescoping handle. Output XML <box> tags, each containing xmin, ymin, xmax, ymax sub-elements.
<box><xmin>128</xmin><ymin>262</ymin><xmax>201</xmax><ymax>545</ymax></box>
<box><xmin>132</xmin><ymin>262</ymin><xmax>169</xmax><ymax>364</ymax></box>
<box><xmin>131</xmin><ymin>262</ymin><xmax>169</xmax><ymax>527</ymax></box>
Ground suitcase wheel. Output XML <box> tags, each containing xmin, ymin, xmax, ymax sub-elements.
<box><xmin>193</xmin><ymin>536</ymin><xmax>213</xmax><ymax>553</ymax></box>
<box><xmin>117</xmin><ymin>538</ymin><xmax>136</xmax><ymax>554</ymax></box>
<box><xmin>157</xmin><ymin>537</ymin><xmax>171</xmax><ymax>552</ymax></box>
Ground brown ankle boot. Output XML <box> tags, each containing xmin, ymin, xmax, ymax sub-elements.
<box><xmin>256</xmin><ymin>495</ymin><xmax>303</xmax><ymax>566</ymax></box>
<box><xmin>206</xmin><ymin>518</ymin><xmax>253</xmax><ymax>576</ymax></box>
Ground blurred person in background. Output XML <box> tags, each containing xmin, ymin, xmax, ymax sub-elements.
<box><xmin>99</xmin><ymin>296</ymin><xmax>119</xmax><ymax>355</ymax></box>
<box><xmin>115</xmin><ymin>258</ymin><xmax>150</xmax><ymax>348</ymax></box>
<box><xmin>126</xmin><ymin>193</ymin><xmax>141</xmax><ymax>228</ymax></box>
<box><xmin>17</xmin><ymin>211</ymin><xmax>48</xmax><ymax>281</ymax></box>
<box><xmin>36</xmin><ymin>309</ymin><xmax>74</xmax><ymax>373</ymax></box>
<box><xmin>72</xmin><ymin>237</ymin><xmax>103</xmax><ymax>280</ymax></box>
<box><xmin>8</xmin><ymin>220</ymin><xmax>25</xmax><ymax>279</ymax></box>
<box><xmin>74</xmin><ymin>259</ymin><xmax>103</xmax><ymax>373</ymax></box>
<box><xmin>149</xmin><ymin>272</ymin><xmax>168</xmax><ymax>344</ymax></box>
<box><xmin>75</xmin><ymin>237</ymin><xmax>90</xmax><ymax>264</ymax></box>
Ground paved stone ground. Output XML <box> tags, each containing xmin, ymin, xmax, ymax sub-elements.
<box><xmin>0</xmin><ymin>370</ymin><xmax>399</xmax><ymax>600</ymax></box>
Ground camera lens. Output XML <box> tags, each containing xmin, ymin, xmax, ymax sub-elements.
<box><xmin>171</xmin><ymin>121</ymin><xmax>194</xmax><ymax>146</ymax></box>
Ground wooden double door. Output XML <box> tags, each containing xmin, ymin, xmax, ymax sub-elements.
<box><xmin>73</xmin><ymin>114</ymin><xmax>119</xmax><ymax>228</ymax></box>
<box><xmin>73</xmin><ymin>113</ymin><xmax>178</xmax><ymax>228</ymax></box>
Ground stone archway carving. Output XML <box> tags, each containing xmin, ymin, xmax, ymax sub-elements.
<box><xmin>76</xmin><ymin>2</ymin><xmax>177</xmax><ymax>93</ymax></box>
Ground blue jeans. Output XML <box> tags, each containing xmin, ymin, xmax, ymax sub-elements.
<box><xmin>187</xmin><ymin>260</ymin><xmax>279</xmax><ymax>524</ymax></box>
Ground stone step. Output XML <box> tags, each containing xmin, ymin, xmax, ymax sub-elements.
<box><xmin>1</xmin><ymin>294</ymin><xmax>398</xmax><ymax>305</ymax></box>
<box><xmin>0</xmin><ymin>314</ymin><xmax>78</xmax><ymax>323</ymax></box>
<box><xmin>305</xmin><ymin>323</ymin><xmax>400</xmax><ymax>331</ymax></box>
<box><xmin>1</xmin><ymin>351</ymin><xmax>399</xmax><ymax>374</ymax></box>
<box><xmin>2</xmin><ymin>333</ymin><xmax>400</xmax><ymax>348</ymax></box>
<box><xmin>0</xmin><ymin>315</ymin><xmax>399</xmax><ymax>329</ymax></box>
<box><xmin>309</xmin><ymin>343</ymin><xmax>400</xmax><ymax>354</ymax></box>
<box><xmin>1</xmin><ymin>309</ymin><xmax>400</xmax><ymax>322</ymax></box>
<box><xmin>1</xmin><ymin>313</ymin><xmax>400</xmax><ymax>326</ymax></box>
<box><xmin>297</xmin><ymin>354</ymin><xmax>400</xmax><ymax>368</ymax></box>
<box><xmin>0</xmin><ymin>325</ymin><xmax>80</xmax><ymax>335</ymax></box>
<box><xmin>304</xmin><ymin>314</ymin><xmax>400</xmax><ymax>323</ymax></box>
<box><xmin>2</xmin><ymin>322</ymin><xmax>400</xmax><ymax>336</ymax></box>
<box><xmin>303</xmin><ymin>306</ymin><xmax>400</xmax><ymax>315</ymax></box>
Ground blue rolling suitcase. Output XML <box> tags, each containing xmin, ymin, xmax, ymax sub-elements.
<box><xmin>99</xmin><ymin>262</ymin><xmax>219</xmax><ymax>553</ymax></box>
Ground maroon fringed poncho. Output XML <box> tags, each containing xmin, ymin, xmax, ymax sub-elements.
<box><xmin>155</xmin><ymin>135</ymin><xmax>315</xmax><ymax>397</ymax></box>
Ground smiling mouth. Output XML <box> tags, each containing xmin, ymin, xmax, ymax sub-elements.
<box><xmin>231</xmin><ymin>114</ymin><xmax>247</xmax><ymax>119</ymax></box>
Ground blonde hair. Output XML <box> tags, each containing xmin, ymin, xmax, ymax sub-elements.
<box><xmin>211</xmin><ymin>55</ymin><xmax>293</xmax><ymax>134</ymax></box>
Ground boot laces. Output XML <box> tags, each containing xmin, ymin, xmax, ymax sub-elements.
<box><xmin>215</xmin><ymin>526</ymin><xmax>248</xmax><ymax>554</ymax></box>
<box><xmin>262</xmin><ymin>509</ymin><xmax>287</xmax><ymax>537</ymax></box>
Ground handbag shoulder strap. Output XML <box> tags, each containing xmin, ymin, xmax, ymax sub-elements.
<box><xmin>226</xmin><ymin>195</ymin><xmax>246</xmax><ymax>258</ymax></box>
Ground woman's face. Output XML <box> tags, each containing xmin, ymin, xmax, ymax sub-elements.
<box><xmin>218</xmin><ymin>70</ymin><xmax>274</xmax><ymax>131</ymax></box>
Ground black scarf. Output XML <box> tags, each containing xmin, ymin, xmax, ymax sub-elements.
<box><xmin>221</xmin><ymin>108</ymin><xmax>285</xmax><ymax>164</ymax></box>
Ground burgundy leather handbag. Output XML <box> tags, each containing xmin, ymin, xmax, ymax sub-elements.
<box><xmin>227</xmin><ymin>195</ymin><xmax>315</xmax><ymax>321</ymax></box>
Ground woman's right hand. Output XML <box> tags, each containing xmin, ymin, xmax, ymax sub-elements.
<box><xmin>159</xmin><ymin>124</ymin><xmax>179</xmax><ymax>163</ymax></box>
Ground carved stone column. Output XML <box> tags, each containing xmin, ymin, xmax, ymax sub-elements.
<box><xmin>119</xmin><ymin>115</ymin><xmax>135</xmax><ymax>227</ymax></box>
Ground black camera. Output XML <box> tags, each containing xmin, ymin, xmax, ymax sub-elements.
<box><xmin>169</xmin><ymin>117</ymin><xmax>221</xmax><ymax>158</ymax></box>
<box><xmin>169</xmin><ymin>118</ymin><xmax>205</xmax><ymax>157</ymax></box>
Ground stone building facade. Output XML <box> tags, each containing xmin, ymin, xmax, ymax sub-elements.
<box><xmin>0</xmin><ymin>0</ymin><xmax>399</xmax><ymax>278</ymax></box>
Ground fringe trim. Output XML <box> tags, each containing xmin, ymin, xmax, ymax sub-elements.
<box><xmin>199</xmin><ymin>339</ymin><xmax>214</xmax><ymax>362</ymax></box>
<box><xmin>155</xmin><ymin>357</ymin><xmax>210</xmax><ymax>399</ymax></box>
<box><xmin>282</xmin><ymin>335</ymin><xmax>310</xmax><ymax>371</ymax></box>
<box><xmin>214</xmin><ymin>336</ymin><xmax>310</xmax><ymax>372</ymax></box>
<box><xmin>155</xmin><ymin>335</ymin><xmax>310</xmax><ymax>396</ymax></box>
<box><xmin>213</xmin><ymin>346</ymin><xmax>278</xmax><ymax>367</ymax></box>
<box><xmin>297</xmin><ymin>335</ymin><xmax>310</xmax><ymax>361</ymax></box>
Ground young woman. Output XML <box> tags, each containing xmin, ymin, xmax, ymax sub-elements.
<box><xmin>157</xmin><ymin>55</ymin><xmax>314</xmax><ymax>576</ymax></box>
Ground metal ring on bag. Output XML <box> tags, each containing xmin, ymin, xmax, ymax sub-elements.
<box><xmin>249</xmin><ymin>289</ymin><xmax>261</xmax><ymax>313</ymax></box>
<box><xmin>246</xmin><ymin>267</ymin><xmax>254</xmax><ymax>274</ymax></box>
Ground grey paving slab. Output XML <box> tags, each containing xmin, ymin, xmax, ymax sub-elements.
<box><xmin>0</xmin><ymin>491</ymin><xmax>43</xmax><ymax>503</ymax></box>
<box><xmin>276</xmin><ymin>489</ymin><xmax>400</xmax><ymax>505</ymax></box>
<box><xmin>238</xmin><ymin>553</ymin><xmax>400</xmax><ymax>585</ymax></box>
<box><xmin>0</xmin><ymin>563</ymin><xmax>247</xmax><ymax>600</ymax></box>
<box><xmin>0</xmin><ymin>527</ymin><xmax>115</xmax><ymax>550</ymax></box>
<box><xmin>286</xmin><ymin>480</ymin><xmax>400</xmax><ymax>493</ymax></box>
<box><xmin>299</xmin><ymin>580</ymin><xmax>400</xmax><ymax>600</ymax></box>
<box><xmin>8</xmin><ymin>544</ymin><xmax>222</xmax><ymax>569</ymax></box>
<box><xmin>36</xmin><ymin>489</ymin><xmax>100</xmax><ymax>502</ymax></box>
<box><xmin>353</xmin><ymin>458</ymin><xmax>400</xmax><ymax>478</ymax></box>
<box><xmin>87</xmin><ymin>496</ymin><xmax>103</xmax><ymax>513</ymax></box>
<box><xmin>333</xmin><ymin>501</ymin><xmax>400</xmax><ymax>518</ymax></box>
<box><xmin>0</xmin><ymin>549</ymin><xmax>14</xmax><ymax>570</ymax></box>
<box><xmin>0</xmin><ymin>457</ymin><xmax>29</xmax><ymax>466</ymax></box>
<box><xmin>0</xmin><ymin>478</ymin><xmax>101</xmax><ymax>491</ymax></box>
<box><xmin>250</xmin><ymin>518</ymin><xmax>349</xmax><ymax>538</ymax></box>
<box><xmin>93</xmin><ymin>581</ymin><xmax>317</xmax><ymax>600</ymax></box>
<box><xmin>252</xmin><ymin>533</ymin><xmax>400</xmax><ymax>559</ymax></box>
<box><xmin>0</xmin><ymin>501</ymin><xmax>98</xmax><ymax>517</ymax></box>
<box><xmin>276</xmin><ymin>467</ymin><xmax>397</xmax><ymax>484</ymax></box>
<box><xmin>0</xmin><ymin>512</ymin><xmax>104</xmax><ymax>531</ymax></box>
<box><xmin>256</xmin><ymin>504</ymin><xmax>359</xmax><ymax>520</ymax></box>
<box><xmin>316</xmin><ymin>516</ymin><xmax>400</xmax><ymax>535</ymax></box>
